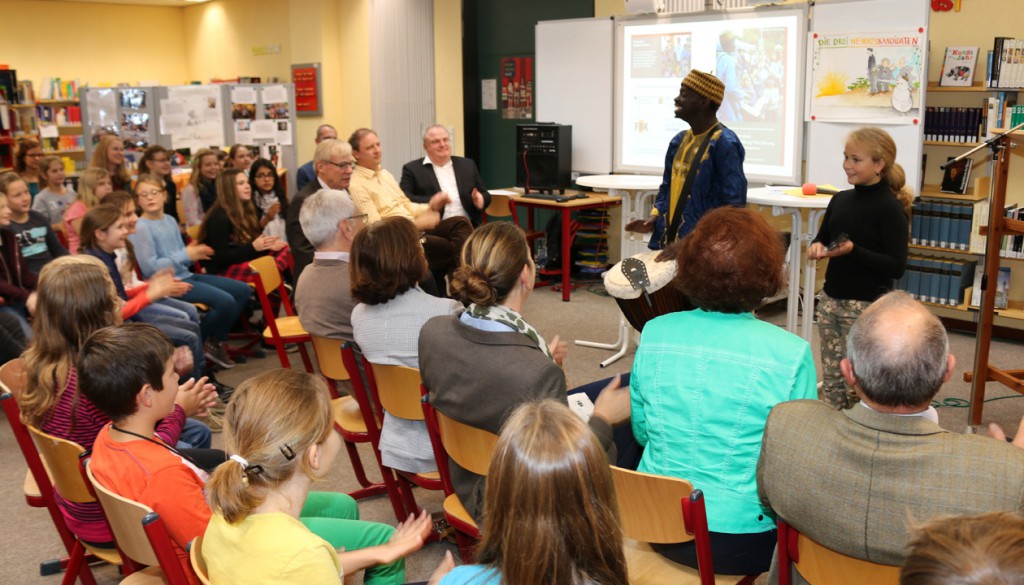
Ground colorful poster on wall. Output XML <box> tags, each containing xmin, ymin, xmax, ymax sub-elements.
<box><xmin>806</xmin><ymin>29</ymin><xmax>926</xmax><ymax>124</ymax></box>
<box><xmin>501</xmin><ymin>57</ymin><xmax>533</xmax><ymax>119</ymax></box>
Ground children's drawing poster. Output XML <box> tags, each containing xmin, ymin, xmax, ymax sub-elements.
<box><xmin>501</xmin><ymin>57</ymin><xmax>533</xmax><ymax>120</ymax></box>
<box><xmin>806</xmin><ymin>30</ymin><xmax>926</xmax><ymax>124</ymax></box>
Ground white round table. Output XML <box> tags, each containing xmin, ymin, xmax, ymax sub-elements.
<box><xmin>746</xmin><ymin>187</ymin><xmax>832</xmax><ymax>341</ymax></box>
<box><xmin>573</xmin><ymin>174</ymin><xmax>662</xmax><ymax>367</ymax></box>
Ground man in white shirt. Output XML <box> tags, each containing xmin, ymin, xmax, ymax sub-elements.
<box><xmin>399</xmin><ymin>125</ymin><xmax>491</xmax><ymax>227</ymax></box>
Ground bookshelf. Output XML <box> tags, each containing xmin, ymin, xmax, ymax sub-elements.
<box><xmin>918</xmin><ymin>72</ymin><xmax>1024</xmax><ymax>337</ymax></box>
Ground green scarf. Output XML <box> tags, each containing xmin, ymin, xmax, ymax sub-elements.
<box><xmin>466</xmin><ymin>303</ymin><xmax>553</xmax><ymax>361</ymax></box>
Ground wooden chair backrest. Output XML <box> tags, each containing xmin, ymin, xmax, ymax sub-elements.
<box><xmin>27</xmin><ymin>426</ymin><xmax>93</xmax><ymax>503</ymax></box>
<box><xmin>611</xmin><ymin>466</ymin><xmax>693</xmax><ymax>544</ymax></box>
<box><xmin>248</xmin><ymin>255</ymin><xmax>283</xmax><ymax>294</ymax></box>
<box><xmin>190</xmin><ymin>536</ymin><xmax>212</xmax><ymax>585</ymax></box>
<box><xmin>434</xmin><ymin>409</ymin><xmax>498</xmax><ymax>476</ymax></box>
<box><xmin>779</xmin><ymin>520</ymin><xmax>900</xmax><ymax>585</ymax></box>
<box><xmin>310</xmin><ymin>335</ymin><xmax>350</xmax><ymax>382</ymax></box>
<box><xmin>368</xmin><ymin>363</ymin><xmax>424</xmax><ymax>421</ymax></box>
<box><xmin>86</xmin><ymin>463</ymin><xmax>159</xmax><ymax>567</ymax></box>
<box><xmin>0</xmin><ymin>357</ymin><xmax>27</xmax><ymax>400</ymax></box>
<box><xmin>186</xmin><ymin>224</ymin><xmax>202</xmax><ymax>244</ymax></box>
<box><xmin>485</xmin><ymin>194</ymin><xmax>513</xmax><ymax>219</ymax></box>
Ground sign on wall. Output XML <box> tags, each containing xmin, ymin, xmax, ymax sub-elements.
<box><xmin>291</xmin><ymin>63</ymin><xmax>322</xmax><ymax>117</ymax></box>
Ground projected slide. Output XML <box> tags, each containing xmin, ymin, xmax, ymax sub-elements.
<box><xmin>616</xmin><ymin>10</ymin><xmax>804</xmax><ymax>183</ymax></box>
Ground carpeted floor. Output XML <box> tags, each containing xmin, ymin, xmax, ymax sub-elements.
<box><xmin>1</xmin><ymin>281</ymin><xmax>1021</xmax><ymax>583</ymax></box>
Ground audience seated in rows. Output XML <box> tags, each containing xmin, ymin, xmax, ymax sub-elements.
<box><xmin>631</xmin><ymin>206</ymin><xmax>816</xmax><ymax>575</ymax></box>
<box><xmin>18</xmin><ymin>256</ymin><xmax>215</xmax><ymax>548</ymax></box>
<box><xmin>419</xmin><ymin>221</ymin><xmax>630</xmax><ymax>522</ymax></box>
<box><xmin>758</xmin><ymin>290</ymin><xmax>1024</xmax><ymax>584</ymax></box>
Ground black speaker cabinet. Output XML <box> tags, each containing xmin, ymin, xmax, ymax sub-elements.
<box><xmin>515</xmin><ymin>124</ymin><xmax>572</xmax><ymax>194</ymax></box>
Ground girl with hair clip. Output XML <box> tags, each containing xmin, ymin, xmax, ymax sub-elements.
<box><xmin>441</xmin><ymin>400</ymin><xmax>627</xmax><ymax>585</ymax></box>
<box><xmin>14</xmin><ymin>138</ymin><xmax>43</xmax><ymax>198</ymax></box>
<box><xmin>137</xmin><ymin>145</ymin><xmax>180</xmax><ymax>222</ymax></box>
<box><xmin>131</xmin><ymin>175</ymin><xmax>252</xmax><ymax>370</ymax></box>
<box><xmin>418</xmin><ymin>221</ymin><xmax>632</xmax><ymax>523</ymax></box>
<box><xmin>88</xmin><ymin>134</ymin><xmax>132</xmax><ymax>191</ymax></box>
<box><xmin>32</xmin><ymin>155</ymin><xmax>77</xmax><ymax>231</ymax></box>
<box><xmin>227</xmin><ymin>144</ymin><xmax>254</xmax><ymax>173</ymax></box>
<box><xmin>203</xmin><ymin>369</ymin><xmax>448</xmax><ymax>585</ymax></box>
<box><xmin>249</xmin><ymin>158</ymin><xmax>288</xmax><ymax>242</ymax></box>
<box><xmin>180</xmin><ymin>148</ymin><xmax>221</xmax><ymax>228</ymax></box>
<box><xmin>807</xmin><ymin>126</ymin><xmax>910</xmax><ymax>410</ymax></box>
<box><xmin>80</xmin><ymin>202</ymin><xmax>206</xmax><ymax>381</ymax></box>
<box><xmin>0</xmin><ymin>184</ymin><xmax>38</xmax><ymax>341</ymax></box>
<box><xmin>63</xmin><ymin>167</ymin><xmax>113</xmax><ymax>254</ymax></box>
<box><xmin>19</xmin><ymin>255</ymin><xmax>216</xmax><ymax>548</ymax></box>
<box><xmin>198</xmin><ymin>167</ymin><xmax>289</xmax><ymax>281</ymax></box>
<box><xmin>0</xmin><ymin>172</ymin><xmax>67</xmax><ymax>275</ymax></box>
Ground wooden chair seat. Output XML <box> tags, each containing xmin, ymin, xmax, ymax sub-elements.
<box><xmin>83</xmin><ymin>543</ymin><xmax>122</xmax><ymax>566</ymax></box>
<box><xmin>190</xmin><ymin>537</ymin><xmax>212</xmax><ymax>585</ymax></box>
<box><xmin>120</xmin><ymin>566</ymin><xmax>168</xmax><ymax>584</ymax></box>
<box><xmin>624</xmin><ymin>539</ymin><xmax>750</xmax><ymax>585</ymax></box>
<box><xmin>778</xmin><ymin>519</ymin><xmax>900</xmax><ymax>585</ymax></box>
<box><xmin>442</xmin><ymin>493</ymin><xmax>479</xmax><ymax>536</ymax></box>
<box><xmin>416</xmin><ymin>471</ymin><xmax>440</xmax><ymax>481</ymax></box>
<box><xmin>261</xmin><ymin>316</ymin><xmax>309</xmax><ymax>341</ymax></box>
<box><xmin>333</xmin><ymin>396</ymin><xmax>368</xmax><ymax>434</ymax></box>
<box><xmin>24</xmin><ymin>469</ymin><xmax>41</xmax><ymax>500</ymax></box>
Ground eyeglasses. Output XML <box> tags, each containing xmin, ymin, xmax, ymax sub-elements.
<box><xmin>325</xmin><ymin>161</ymin><xmax>356</xmax><ymax>171</ymax></box>
<box><xmin>348</xmin><ymin>213</ymin><xmax>368</xmax><ymax>222</ymax></box>
<box><xmin>253</xmin><ymin>172</ymin><xmax>276</xmax><ymax>179</ymax></box>
<box><xmin>137</xmin><ymin>189</ymin><xmax>165</xmax><ymax>198</ymax></box>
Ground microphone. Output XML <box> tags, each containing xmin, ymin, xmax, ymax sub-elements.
<box><xmin>802</xmin><ymin>183</ymin><xmax>839</xmax><ymax>196</ymax></box>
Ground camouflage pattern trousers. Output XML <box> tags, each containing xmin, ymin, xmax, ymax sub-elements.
<box><xmin>816</xmin><ymin>291</ymin><xmax>872</xmax><ymax>410</ymax></box>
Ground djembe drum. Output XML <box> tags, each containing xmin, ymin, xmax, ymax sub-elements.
<box><xmin>603</xmin><ymin>250</ymin><xmax>690</xmax><ymax>332</ymax></box>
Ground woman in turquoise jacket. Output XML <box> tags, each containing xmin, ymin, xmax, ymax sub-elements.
<box><xmin>630</xmin><ymin>207</ymin><xmax>817</xmax><ymax>575</ymax></box>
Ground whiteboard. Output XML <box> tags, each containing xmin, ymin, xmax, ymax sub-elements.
<box><xmin>805</xmin><ymin>0</ymin><xmax>929</xmax><ymax>190</ymax></box>
<box><xmin>536</xmin><ymin>17</ymin><xmax>614</xmax><ymax>175</ymax></box>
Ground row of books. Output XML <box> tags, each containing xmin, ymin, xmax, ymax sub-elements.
<box><xmin>41</xmin><ymin>135</ymin><xmax>84</xmax><ymax>153</ymax></box>
<box><xmin>911</xmin><ymin>200</ymin><xmax>984</xmax><ymax>252</ymax></box>
<box><xmin>923</xmin><ymin>106</ymin><xmax>984</xmax><ymax>143</ymax></box>
<box><xmin>39</xmin><ymin>78</ymin><xmax>80</xmax><ymax>101</ymax></box>
<box><xmin>896</xmin><ymin>256</ymin><xmax>977</xmax><ymax>307</ymax></box>
<box><xmin>997</xmin><ymin>205</ymin><xmax>1024</xmax><ymax>259</ymax></box>
<box><xmin>37</xmin><ymin>105</ymin><xmax>82</xmax><ymax>126</ymax></box>
<box><xmin>988</xmin><ymin>38</ymin><xmax>1024</xmax><ymax>89</ymax></box>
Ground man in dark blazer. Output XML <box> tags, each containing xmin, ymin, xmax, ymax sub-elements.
<box><xmin>285</xmin><ymin>138</ymin><xmax>354</xmax><ymax>285</ymax></box>
<box><xmin>399</xmin><ymin>124</ymin><xmax>491</xmax><ymax>227</ymax></box>
<box><xmin>757</xmin><ymin>290</ymin><xmax>1024</xmax><ymax>584</ymax></box>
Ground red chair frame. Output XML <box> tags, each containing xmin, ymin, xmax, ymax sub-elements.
<box><xmin>249</xmin><ymin>255</ymin><xmax>313</xmax><ymax>371</ymax></box>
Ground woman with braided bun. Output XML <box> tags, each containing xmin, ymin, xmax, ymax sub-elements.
<box><xmin>203</xmin><ymin>369</ymin><xmax>449</xmax><ymax>585</ymax></box>
<box><xmin>418</xmin><ymin>221</ymin><xmax>632</xmax><ymax>524</ymax></box>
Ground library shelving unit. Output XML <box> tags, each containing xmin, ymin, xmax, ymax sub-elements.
<box><xmin>964</xmin><ymin>127</ymin><xmax>1024</xmax><ymax>425</ymax></box>
<box><xmin>919</xmin><ymin>81</ymin><xmax>1024</xmax><ymax>336</ymax></box>
<box><xmin>36</xmin><ymin>98</ymin><xmax>85</xmax><ymax>175</ymax></box>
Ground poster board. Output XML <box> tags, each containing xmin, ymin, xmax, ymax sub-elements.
<box><xmin>536</xmin><ymin>17</ymin><xmax>615</xmax><ymax>175</ymax></box>
<box><xmin>805</xmin><ymin>0</ymin><xmax>929</xmax><ymax>191</ymax></box>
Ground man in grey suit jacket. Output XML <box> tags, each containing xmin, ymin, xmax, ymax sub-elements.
<box><xmin>757</xmin><ymin>290</ymin><xmax>1024</xmax><ymax>584</ymax></box>
<box><xmin>285</xmin><ymin>138</ymin><xmax>354</xmax><ymax>284</ymax></box>
<box><xmin>399</xmin><ymin>125</ymin><xmax>491</xmax><ymax>227</ymax></box>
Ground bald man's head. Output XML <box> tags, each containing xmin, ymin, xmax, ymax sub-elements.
<box><xmin>846</xmin><ymin>291</ymin><xmax>951</xmax><ymax>408</ymax></box>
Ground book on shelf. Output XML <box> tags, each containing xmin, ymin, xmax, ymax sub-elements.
<box><xmin>940</xmin><ymin>157</ymin><xmax>972</xmax><ymax>194</ymax></box>
<box><xmin>901</xmin><ymin>255</ymin><xmax>976</xmax><ymax>307</ymax></box>
<box><xmin>940</xmin><ymin>46</ymin><xmax>979</xmax><ymax>87</ymax></box>
<box><xmin>996</xmin><ymin>266</ymin><xmax>1011</xmax><ymax>309</ymax></box>
<box><xmin>911</xmin><ymin>199</ymin><xmax>983</xmax><ymax>252</ymax></box>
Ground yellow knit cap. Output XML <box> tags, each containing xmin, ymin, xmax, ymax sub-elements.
<box><xmin>681</xmin><ymin>70</ymin><xmax>724</xmax><ymax>107</ymax></box>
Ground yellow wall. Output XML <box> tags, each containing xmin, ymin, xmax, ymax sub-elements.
<box><xmin>182</xmin><ymin>0</ymin><xmax>293</xmax><ymax>85</ymax></box>
<box><xmin>0</xmin><ymin>0</ymin><xmax>188</xmax><ymax>88</ymax></box>
<box><xmin>434</xmin><ymin>0</ymin><xmax>465</xmax><ymax>156</ymax></box>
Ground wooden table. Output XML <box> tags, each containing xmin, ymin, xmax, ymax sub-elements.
<box><xmin>504</xmin><ymin>189</ymin><xmax>621</xmax><ymax>302</ymax></box>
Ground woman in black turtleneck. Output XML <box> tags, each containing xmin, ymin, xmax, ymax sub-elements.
<box><xmin>807</xmin><ymin>127</ymin><xmax>911</xmax><ymax>410</ymax></box>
